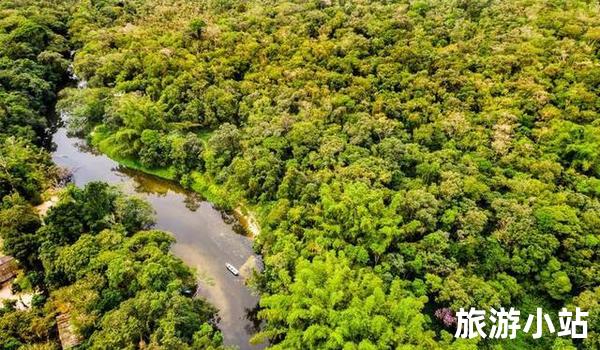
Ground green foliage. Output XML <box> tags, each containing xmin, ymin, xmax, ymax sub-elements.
<box><xmin>0</xmin><ymin>306</ymin><xmax>57</xmax><ymax>349</ymax></box>
<box><xmin>0</xmin><ymin>193</ymin><xmax>42</xmax><ymax>269</ymax></box>
<box><xmin>0</xmin><ymin>183</ymin><xmax>224</xmax><ymax>349</ymax></box>
<box><xmin>37</xmin><ymin>182</ymin><xmax>154</xmax><ymax>250</ymax></box>
<box><xmin>0</xmin><ymin>0</ymin><xmax>70</xmax><ymax>143</ymax></box>
<box><xmin>171</xmin><ymin>132</ymin><xmax>204</xmax><ymax>176</ymax></box>
<box><xmin>0</xmin><ymin>3</ymin><xmax>223</xmax><ymax>349</ymax></box>
<box><xmin>0</xmin><ymin>137</ymin><xmax>56</xmax><ymax>203</ymax></box>
<box><xmin>187</xmin><ymin>18</ymin><xmax>207</xmax><ymax>40</ymax></box>
<box><xmin>0</xmin><ymin>0</ymin><xmax>71</xmax><ymax>204</ymax></box>
<box><xmin>139</xmin><ymin>129</ymin><xmax>171</xmax><ymax>168</ymax></box>
<box><xmin>56</xmin><ymin>87</ymin><xmax>111</xmax><ymax>136</ymax></box>
<box><xmin>571</xmin><ymin>287</ymin><xmax>600</xmax><ymax>349</ymax></box>
<box><xmin>255</xmin><ymin>252</ymin><xmax>476</xmax><ymax>350</ymax></box>
<box><xmin>40</xmin><ymin>0</ymin><xmax>600</xmax><ymax>348</ymax></box>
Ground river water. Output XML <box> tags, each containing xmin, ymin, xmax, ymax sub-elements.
<box><xmin>51</xmin><ymin>118</ymin><xmax>264</xmax><ymax>349</ymax></box>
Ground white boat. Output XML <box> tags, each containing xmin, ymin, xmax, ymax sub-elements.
<box><xmin>225</xmin><ymin>263</ymin><xmax>239</xmax><ymax>276</ymax></box>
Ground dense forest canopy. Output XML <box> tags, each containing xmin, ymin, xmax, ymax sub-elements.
<box><xmin>1</xmin><ymin>183</ymin><xmax>225</xmax><ymax>349</ymax></box>
<box><xmin>0</xmin><ymin>0</ymin><xmax>599</xmax><ymax>349</ymax></box>
<box><xmin>0</xmin><ymin>0</ymin><xmax>72</xmax><ymax>203</ymax></box>
<box><xmin>60</xmin><ymin>0</ymin><xmax>600</xmax><ymax>349</ymax></box>
<box><xmin>0</xmin><ymin>1</ymin><xmax>224</xmax><ymax>349</ymax></box>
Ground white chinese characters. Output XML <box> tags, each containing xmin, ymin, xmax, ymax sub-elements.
<box><xmin>557</xmin><ymin>307</ymin><xmax>588</xmax><ymax>339</ymax></box>
<box><xmin>454</xmin><ymin>307</ymin><xmax>588</xmax><ymax>339</ymax></box>
<box><xmin>489</xmin><ymin>307</ymin><xmax>521</xmax><ymax>339</ymax></box>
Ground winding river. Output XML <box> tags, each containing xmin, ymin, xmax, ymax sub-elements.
<box><xmin>51</xmin><ymin>115</ymin><xmax>264</xmax><ymax>349</ymax></box>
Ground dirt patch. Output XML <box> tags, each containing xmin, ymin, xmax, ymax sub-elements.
<box><xmin>234</xmin><ymin>207</ymin><xmax>260</xmax><ymax>238</ymax></box>
<box><xmin>0</xmin><ymin>283</ymin><xmax>33</xmax><ymax>310</ymax></box>
<box><xmin>239</xmin><ymin>255</ymin><xmax>262</xmax><ymax>282</ymax></box>
<box><xmin>35</xmin><ymin>194</ymin><xmax>59</xmax><ymax>216</ymax></box>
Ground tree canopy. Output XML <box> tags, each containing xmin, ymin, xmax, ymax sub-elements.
<box><xmin>2</xmin><ymin>0</ymin><xmax>600</xmax><ymax>348</ymax></box>
<box><xmin>62</xmin><ymin>0</ymin><xmax>600</xmax><ymax>348</ymax></box>
<box><xmin>0</xmin><ymin>182</ymin><xmax>224</xmax><ymax>349</ymax></box>
<box><xmin>0</xmin><ymin>2</ymin><xmax>225</xmax><ymax>349</ymax></box>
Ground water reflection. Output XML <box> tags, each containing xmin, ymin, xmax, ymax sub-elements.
<box><xmin>51</xmin><ymin>123</ymin><xmax>266</xmax><ymax>350</ymax></box>
<box><xmin>244</xmin><ymin>303</ymin><xmax>264</xmax><ymax>335</ymax></box>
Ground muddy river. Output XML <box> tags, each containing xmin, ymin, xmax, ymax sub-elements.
<box><xmin>51</xmin><ymin>118</ymin><xmax>264</xmax><ymax>350</ymax></box>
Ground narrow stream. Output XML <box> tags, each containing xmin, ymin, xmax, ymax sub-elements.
<box><xmin>51</xmin><ymin>117</ymin><xmax>264</xmax><ymax>350</ymax></box>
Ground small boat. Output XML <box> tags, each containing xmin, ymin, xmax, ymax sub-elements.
<box><xmin>225</xmin><ymin>263</ymin><xmax>239</xmax><ymax>276</ymax></box>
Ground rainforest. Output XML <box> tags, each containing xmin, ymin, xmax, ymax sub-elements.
<box><xmin>0</xmin><ymin>0</ymin><xmax>599</xmax><ymax>349</ymax></box>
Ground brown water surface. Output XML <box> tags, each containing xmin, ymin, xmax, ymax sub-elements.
<box><xmin>52</xmin><ymin>122</ymin><xmax>264</xmax><ymax>350</ymax></box>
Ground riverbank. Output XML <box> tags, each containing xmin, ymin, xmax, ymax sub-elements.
<box><xmin>53</xmin><ymin>123</ymin><xmax>265</xmax><ymax>349</ymax></box>
<box><xmin>89</xmin><ymin>126</ymin><xmax>262</xmax><ymax>238</ymax></box>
